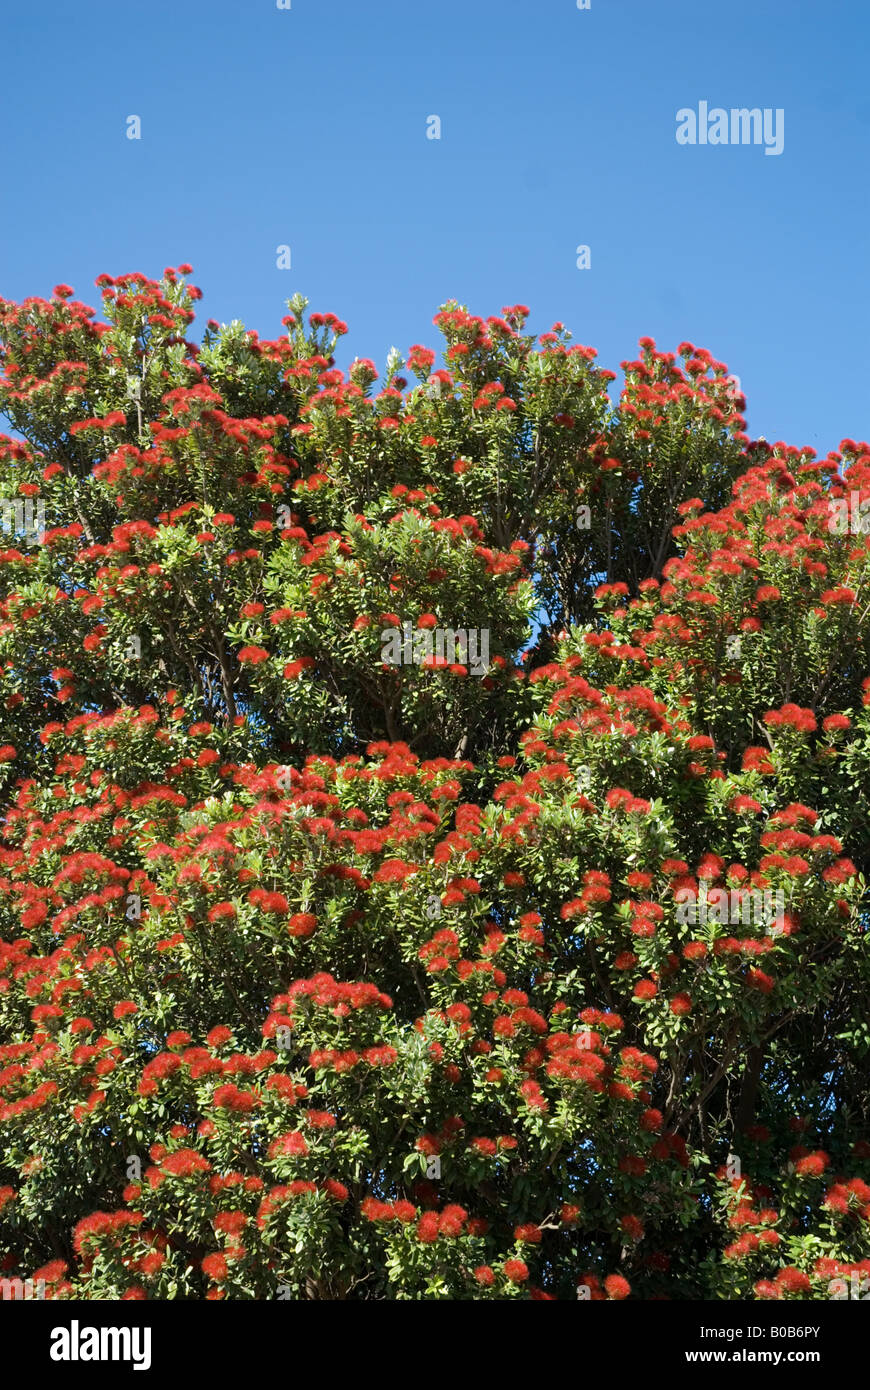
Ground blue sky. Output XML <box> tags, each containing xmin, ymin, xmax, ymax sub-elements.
<box><xmin>1</xmin><ymin>0</ymin><xmax>867</xmax><ymax>456</ymax></box>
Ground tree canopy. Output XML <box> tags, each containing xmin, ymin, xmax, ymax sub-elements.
<box><xmin>0</xmin><ymin>268</ymin><xmax>868</xmax><ymax>1300</ymax></box>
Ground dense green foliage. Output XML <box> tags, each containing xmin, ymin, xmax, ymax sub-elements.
<box><xmin>0</xmin><ymin>269</ymin><xmax>868</xmax><ymax>1300</ymax></box>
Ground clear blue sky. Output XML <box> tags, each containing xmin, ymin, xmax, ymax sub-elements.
<box><xmin>1</xmin><ymin>0</ymin><xmax>867</xmax><ymax>456</ymax></box>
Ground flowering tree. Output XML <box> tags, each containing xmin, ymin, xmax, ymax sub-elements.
<box><xmin>0</xmin><ymin>268</ymin><xmax>868</xmax><ymax>1301</ymax></box>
